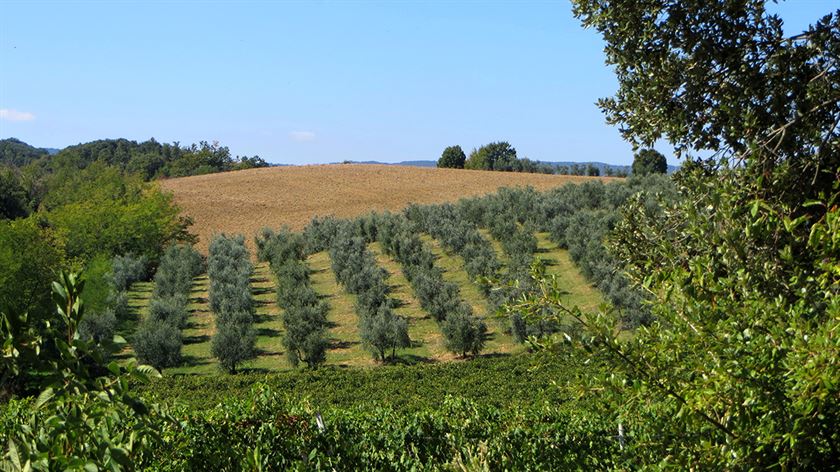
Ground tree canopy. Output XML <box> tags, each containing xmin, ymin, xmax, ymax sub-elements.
<box><xmin>631</xmin><ymin>149</ymin><xmax>667</xmax><ymax>176</ymax></box>
<box><xmin>507</xmin><ymin>1</ymin><xmax>840</xmax><ymax>467</ymax></box>
<box><xmin>437</xmin><ymin>145</ymin><xmax>466</xmax><ymax>169</ymax></box>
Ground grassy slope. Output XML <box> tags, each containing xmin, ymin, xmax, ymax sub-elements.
<box><xmin>124</xmin><ymin>231</ymin><xmax>603</xmax><ymax>374</ymax></box>
<box><xmin>368</xmin><ymin>242</ymin><xmax>451</xmax><ymax>363</ymax></box>
<box><xmin>421</xmin><ymin>234</ymin><xmax>521</xmax><ymax>355</ymax></box>
<box><xmin>307</xmin><ymin>251</ymin><xmax>373</xmax><ymax>368</ymax></box>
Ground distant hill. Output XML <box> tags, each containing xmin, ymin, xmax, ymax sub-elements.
<box><xmin>0</xmin><ymin>138</ymin><xmax>51</xmax><ymax>167</ymax></box>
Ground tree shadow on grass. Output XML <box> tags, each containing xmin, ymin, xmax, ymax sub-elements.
<box><xmin>388</xmin><ymin>354</ymin><xmax>436</xmax><ymax>366</ymax></box>
<box><xmin>180</xmin><ymin>354</ymin><xmax>213</xmax><ymax>368</ymax></box>
<box><xmin>254</xmin><ymin>298</ymin><xmax>274</xmax><ymax>307</ymax></box>
<box><xmin>255</xmin><ymin>327</ymin><xmax>281</xmax><ymax>338</ymax></box>
<box><xmin>253</xmin><ymin>313</ymin><xmax>277</xmax><ymax>324</ymax></box>
<box><xmin>252</xmin><ymin>286</ymin><xmax>273</xmax><ymax>297</ymax></box>
<box><xmin>184</xmin><ymin>333</ymin><xmax>210</xmax><ymax>345</ymax></box>
<box><xmin>477</xmin><ymin>352</ymin><xmax>512</xmax><ymax>360</ymax></box>
<box><xmin>329</xmin><ymin>339</ymin><xmax>360</xmax><ymax>350</ymax></box>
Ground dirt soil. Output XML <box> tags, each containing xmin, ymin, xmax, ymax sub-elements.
<box><xmin>160</xmin><ymin>164</ymin><xmax>615</xmax><ymax>252</ymax></box>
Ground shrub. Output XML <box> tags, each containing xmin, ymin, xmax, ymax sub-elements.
<box><xmin>211</xmin><ymin>314</ymin><xmax>257</xmax><ymax>374</ymax></box>
<box><xmin>442</xmin><ymin>308</ymin><xmax>487</xmax><ymax>357</ymax></box>
<box><xmin>208</xmin><ymin>234</ymin><xmax>256</xmax><ymax>373</ymax></box>
<box><xmin>78</xmin><ymin>309</ymin><xmax>117</xmax><ymax>344</ymax></box>
<box><xmin>110</xmin><ymin>253</ymin><xmax>148</xmax><ymax>291</ymax></box>
<box><xmin>437</xmin><ymin>145</ymin><xmax>466</xmax><ymax>169</ymax></box>
<box><xmin>359</xmin><ymin>304</ymin><xmax>410</xmax><ymax>362</ymax></box>
<box><xmin>133</xmin><ymin>321</ymin><xmax>183</xmax><ymax>369</ymax></box>
<box><xmin>147</xmin><ymin>295</ymin><xmax>188</xmax><ymax>328</ymax></box>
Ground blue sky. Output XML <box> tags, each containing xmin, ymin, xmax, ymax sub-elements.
<box><xmin>0</xmin><ymin>1</ymin><xmax>834</xmax><ymax>166</ymax></box>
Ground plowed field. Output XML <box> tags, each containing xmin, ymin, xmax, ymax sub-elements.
<box><xmin>160</xmin><ymin>164</ymin><xmax>613</xmax><ymax>252</ymax></box>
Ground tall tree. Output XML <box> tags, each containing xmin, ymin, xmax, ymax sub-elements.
<box><xmin>511</xmin><ymin>1</ymin><xmax>840</xmax><ymax>468</ymax></box>
<box><xmin>437</xmin><ymin>145</ymin><xmax>466</xmax><ymax>169</ymax></box>
<box><xmin>631</xmin><ymin>149</ymin><xmax>667</xmax><ymax>176</ymax></box>
<box><xmin>464</xmin><ymin>142</ymin><xmax>518</xmax><ymax>171</ymax></box>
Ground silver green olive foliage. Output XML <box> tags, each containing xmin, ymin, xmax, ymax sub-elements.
<box><xmin>133</xmin><ymin>244</ymin><xmax>200</xmax><ymax>370</ymax></box>
<box><xmin>132</xmin><ymin>249</ymin><xmax>187</xmax><ymax>370</ymax></box>
<box><xmin>377</xmin><ymin>213</ymin><xmax>488</xmax><ymax>356</ymax></box>
<box><xmin>329</xmin><ymin>227</ymin><xmax>410</xmax><ymax>362</ymax></box>
<box><xmin>208</xmin><ymin>234</ymin><xmax>256</xmax><ymax>373</ymax></box>
<box><xmin>441</xmin><ymin>307</ymin><xmax>487</xmax><ymax>357</ymax></box>
<box><xmin>257</xmin><ymin>227</ymin><xmax>329</xmax><ymax>369</ymax></box>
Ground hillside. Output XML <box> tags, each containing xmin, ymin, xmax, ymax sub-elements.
<box><xmin>161</xmin><ymin>164</ymin><xmax>615</xmax><ymax>252</ymax></box>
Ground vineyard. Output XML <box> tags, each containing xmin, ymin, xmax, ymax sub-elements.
<box><xmin>122</xmin><ymin>178</ymin><xmax>672</xmax><ymax>373</ymax></box>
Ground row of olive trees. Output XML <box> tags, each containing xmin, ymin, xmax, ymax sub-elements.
<box><xmin>328</xmin><ymin>226</ymin><xmax>410</xmax><ymax>362</ymax></box>
<box><xmin>378</xmin><ymin>213</ymin><xmax>487</xmax><ymax>357</ymax></box>
<box><xmin>78</xmin><ymin>253</ymin><xmax>148</xmax><ymax>346</ymax></box>
<box><xmin>451</xmin><ymin>180</ymin><xmax>674</xmax><ymax>329</ymax></box>
<box><xmin>403</xmin><ymin>202</ymin><xmax>541</xmax><ymax>340</ymax></box>
<box><xmin>256</xmin><ymin>227</ymin><xmax>330</xmax><ymax>368</ymax></box>
<box><xmin>207</xmin><ymin>234</ymin><xmax>256</xmax><ymax>373</ymax></box>
<box><xmin>134</xmin><ymin>244</ymin><xmax>203</xmax><ymax>369</ymax></box>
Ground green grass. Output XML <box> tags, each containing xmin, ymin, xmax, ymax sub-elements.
<box><xmin>534</xmin><ymin>232</ymin><xmax>606</xmax><ymax>312</ymax></box>
<box><xmin>307</xmin><ymin>251</ymin><xmax>373</xmax><ymax>367</ymax></box>
<box><xmin>368</xmin><ymin>242</ymin><xmax>450</xmax><ymax>362</ymax></box>
<box><xmin>421</xmin><ymin>235</ymin><xmax>522</xmax><ymax>356</ymax></box>
<box><xmin>121</xmin><ymin>231</ymin><xmax>604</xmax><ymax>375</ymax></box>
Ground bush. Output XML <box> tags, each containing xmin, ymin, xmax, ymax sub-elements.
<box><xmin>442</xmin><ymin>308</ymin><xmax>487</xmax><ymax>357</ymax></box>
<box><xmin>211</xmin><ymin>314</ymin><xmax>257</xmax><ymax>374</ymax></box>
<box><xmin>78</xmin><ymin>309</ymin><xmax>117</xmax><ymax>344</ymax></box>
<box><xmin>359</xmin><ymin>305</ymin><xmax>410</xmax><ymax>362</ymax></box>
<box><xmin>147</xmin><ymin>295</ymin><xmax>188</xmax><ymax>328</ymax></box>
<box><xmin>437</xmin><ymin>145</ymin><xmax>466</xmax><ymax>169</ymax></box>
<box><xmin>133</xmin><ymin>321</ymin><xmax>183</xmax><ymax>369</ymax></box>
<box><xmin>110</xmin><ymin>253</ymin><xmax>148</xmax><ymax>291</ymax></box>
<box><xmin>208</xmin><ymin>234</ymin><xmax>256</xmax><ymax>373</ymax></box>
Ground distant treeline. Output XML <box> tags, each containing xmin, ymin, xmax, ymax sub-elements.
<box><xmin>0</xmin><ymin>137</ymin><xmax>269</xmax><ymax>220</ymax></box>
<box><xmin>437</xmin><ymin>141</ymin><xmax>667</xmax><ymax>177</ymax></box>
<box><xmin>1</xmin><ymin>137</ymin><xmax>268</xmax><ymax>179</ymax></box>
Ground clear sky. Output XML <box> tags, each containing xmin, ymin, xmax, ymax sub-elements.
<box><xmin>0</xmin><ymin>1</ymin><xmax>834</xmax><ymax>166</ymax></box>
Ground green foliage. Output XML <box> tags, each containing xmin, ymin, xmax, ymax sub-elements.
<box><xmin>133</xmin><ymin>243</ymin><xmax>200</xmax><ymax>370</ymax></box>
<box><xmin>208</xmin><ymin>234</ymin><xmax>256</xmax><ymax>373</ymax></box>
<box><xmin>0</xmin><ymin>167</ymin><xmax>30</xmax><ymax>219</ymax></box>
<box><xmin>2</xmin><ymin>272</ymin><xmax>165</xmax><ymax>469</ymax></box>
<box><xmin>493</xmin><ymin>1</ymin><xmax>840</xmax><ymax>467</ymax></box>
<box><xmin>359</xmin><ymin>304</ymin><xmax>410</xmax><ymax>362</ymax></box>
<box><xmin>437</xmin><ymin>145</ymin><xmax>466</xmax><ymax>169</ymax></box>
<box><xmin>42</xmin><ymin>163</ymin><xmax>193</xmax><ymax>262</ymax></box>
<box><xmin>110</xmin><ymin>253</ymin><xmax>148</xmax><ymax>292</ymax></box>
<box><xmin>134</xmin><ymin>321</ymin><xmax>184</xmax><ymax>370</ymax></box>
<box><xmin>152</xmin><ymin>244</ymin><xmax>203</xmax><ymax>299</ymax></box>
<box><xmin>134</xmin><ymin>385</ymin><xmax>619</xmax><ymax>471</ymax></box>
<box><xmin>77</xmin><ymin>308</ymin><xmax>117</xmax><ymax>345</ymax></box>
<box><xmin>464</xmin><ymin>141</ymin><xmax>517</xmax><ymax>171</ymax></box>
<box><xmin>631</xmin><ymin>148</ymin><xmax>667</xmax><ymax>176</ymax></box>
<box><xmin>0</xmin><ymin>218</ymin><xmax>67</xmax><ymax>323</ymax></box>
<box><xmin>210</xmin><ymin>314</ymin><xmax>257</xmax><ymax>374</ymax></box>
<box><xmin>441</xmin><ymin>308</ymin><xmax>487</xmax><ymax>357</ymax></box>
<box><xmin>25</xmin><ymin>137</ymin><xmax>269</xmax><ymax>180</ymax></box>
<box><xmin>0</xmin><ymin>138</ymin><xmax>49</xmax><ymax>167</ymax></box>
<box><xmin>79</xmin><ymin>253</ymin><xmax>113</xmax><ymax>315</ymax></box>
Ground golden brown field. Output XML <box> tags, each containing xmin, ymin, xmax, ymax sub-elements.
<box><xmin>160</xmin><ymin>164</ymin><xmax>615</xmax><ymax>252</ymax></box>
